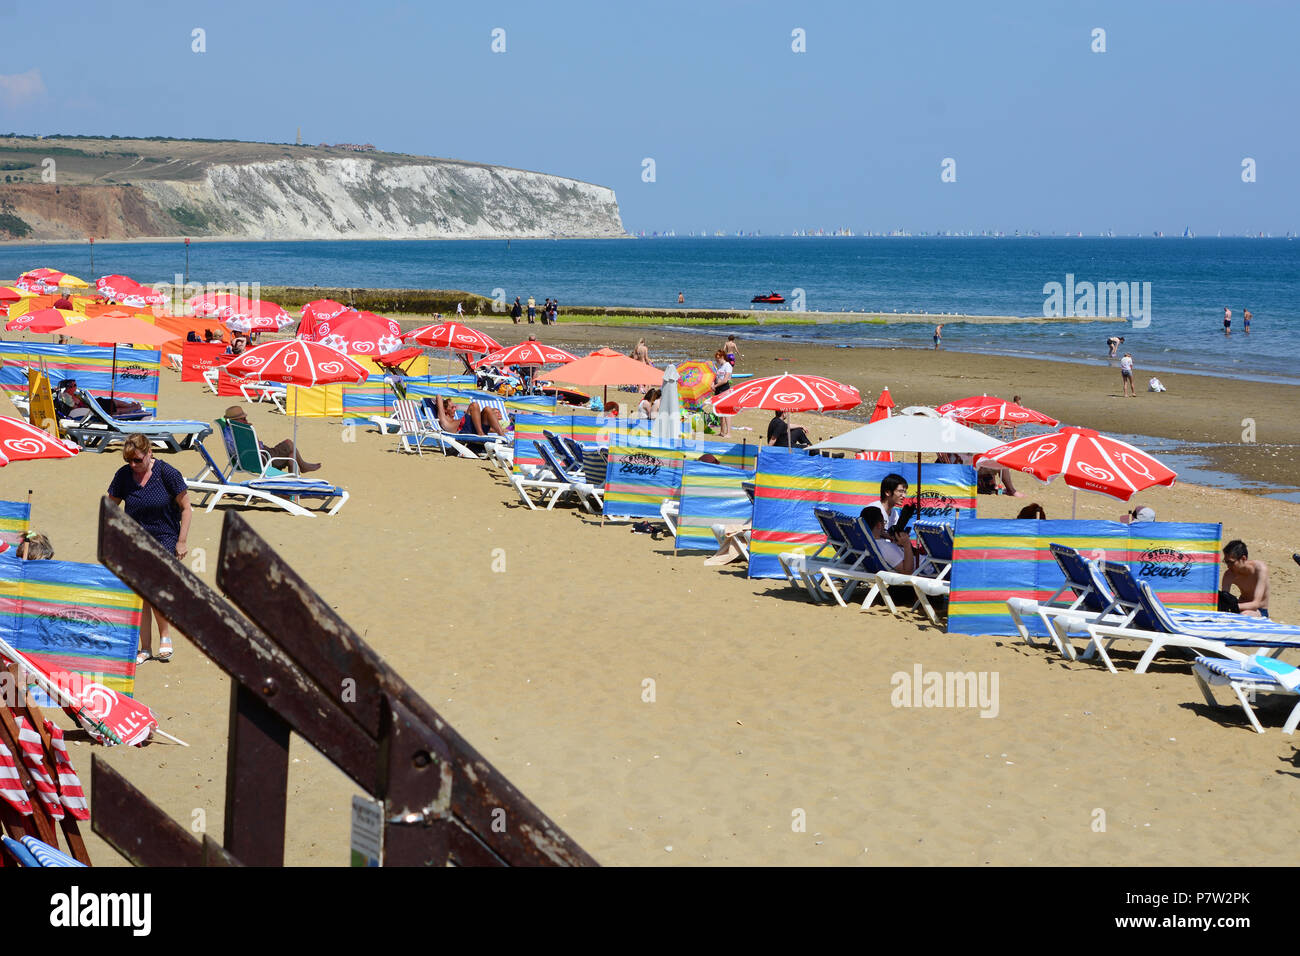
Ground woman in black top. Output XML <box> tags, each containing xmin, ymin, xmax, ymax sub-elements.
<box><xmin>106</xmin><ymin>434</ymin><xmax>192</xmax><ymax>663</ymax></box>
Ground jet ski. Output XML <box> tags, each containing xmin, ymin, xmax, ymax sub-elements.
<box><xmin>751</xmin><ymin>292</ymin><xmax>785</xmax><ymax>304</ymax></box>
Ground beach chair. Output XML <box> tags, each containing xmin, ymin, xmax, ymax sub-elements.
<box><xmin>62</xmin><ymin>389</ymin><xmax>213</xmax><ymax>454</ymax></box>
<box><xmin>1005</xmin><ymin>544</ymin><xmax>1128</xmax><ymax>658</ymax></box>
<box><xmin>1190</xmin><ymin>655</ymin><xmax>1300</xmax><ymax>734</ymax></box>
<box><xmin>777</xmin><ymin>507</ymin><xmax>853</xmax><ymax>602</ymax></box>
<box><xmin>1065</xmin><ymin>562</ymin><xmax>1300</xmax><ymax>674</ymax></box>
<box><xmin>187</xmin><ymin>438</ymin><xmax>349</xmax><ymax>517</ymax></box>
<box><xmin>543</xmin><ymin>430</ymin><xmax>583</xmax><ymax>472</ymax></box>
<box><xmin>417</xmin><ymin>397</ymin><xmax>507</xmax><ymax>459</ymax></box>
<box><xmin>508</xmin><ymin>442</ymin><xmax>601</xmax><ymax>512</ymax></box>
<box><xmin>660</xmin><ymin>500</ymin><xmax>680</xmax><ymax>537</ymax></box>
<box><xmin>860</xmin><ymin>521</ymin><xmax>953</xmax><ymax>623</ymax></box>
<box><xmin>393</xmin><ymin>398</ymin><xmax>438</xmax><ymax>456</ymax></box>
<box><xmin>817</xmin><ymin>513</ymin><xmax>892</xmax><ymax>610</ymax></box>
<box><xmin>239</xmin><ymin>379</ymin><xmax>287</xmax><ymax>413</ymax></box>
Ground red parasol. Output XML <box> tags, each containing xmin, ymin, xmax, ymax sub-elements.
<box><xmin>855</xmin><ymin>386</ymin><xmax>895</xmax><ymax>461</ymax></box>
<box><xmin>224</xmin><ymin>340</ymin><xmax>370</xmax><ymax>460</ymax></box>
<box><xmin>976</xmin><ymin>425</ymin><xmax>1176</xmax><ymax>515</ymax></box>
<box><xmin>5</xmin><ymin>307</ymin><xmax>71</xmax><ymax>333</ymax></box>
<box><xmin>476</xmin><ymin>341</ymin><xmax>578</xmax><ymax>368</ymax></box>
<box><xmin>96</xmin><ymin>275</ymin><xmax>165</xmax><ymax>307</ymax></box>
<box><xmin>0</xmin><ymin>416</ymin><xmax>80</xmax><ymax>465</ymax></box>
<box><xmin>711</xmin><ymin>372</ymin><xmax>861</xmax><ymax>415</ymax></box>
<box><xmin>222</xmin><ymin>339</ymin><xmax>369</xmax><ymax>387</ymax></box>
<box><xmin>402</xmin><ymin>321</ymin><xmax>501</xmax><ymax>354</ymax></box>
<box><xmin>936</xmin><ymin>395</ymin><xmax>1059</xmax><ymax>427</ymax></box>
<box><xmin>312</xmin><ymin>310</ymin><xmax>404</xmax><ymax>356</ymax></box>
<box><xmin>298</xmin><ymin>299</ymin><xmax>350</xmax><ymax>341</ymax></box>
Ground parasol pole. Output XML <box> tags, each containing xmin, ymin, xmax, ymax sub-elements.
<box><xmin>25</xmin><ymin>489</ymin><xmax>32</xmax><ymax>534</ymax></box>
<box><xmin>916</xmin><ymin>452</ymin><xmax>922</xmax><ymax>517</ymax></box>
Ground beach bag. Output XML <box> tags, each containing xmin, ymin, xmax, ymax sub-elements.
<box><xmin>1148</xmin><ymin>377</ymin><xmax>1167</xmax><ymax>392</ymax></box>
<box><xmin>1217</xmin><ymin>590</ymin><xmax>1240</xmax><ymax>613</ymax></box>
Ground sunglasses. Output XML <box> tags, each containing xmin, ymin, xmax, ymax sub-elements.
<box><xmin>127</xmin><ymin>454</ymin><xmax>150</xmax><ymax>464</ymax></box>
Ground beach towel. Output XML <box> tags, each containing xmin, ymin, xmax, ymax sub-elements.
<box><xmin>746</xmin><ymin>448</ymin><xmax>977</xmax><ymax>578</ymax></box>
<box><xmin>946</xmin><ymin>518</ymin><xmax>1221</xmax><ymax>637</ymax></box>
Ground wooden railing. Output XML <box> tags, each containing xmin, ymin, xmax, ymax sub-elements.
<box><xmin>92</xmin><ymin>499</ymin><xmax>596</xmax><ymax>866</ymax></box>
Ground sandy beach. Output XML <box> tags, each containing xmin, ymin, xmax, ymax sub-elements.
<box><xmin>4</xmin><ymin>328</ymin><xmax>1299</xmax><ymax>867</ymax></box>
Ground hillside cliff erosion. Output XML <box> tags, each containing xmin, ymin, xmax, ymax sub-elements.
<box><xmin>0</xmin><ymin>138</ymin><xmax>625</xmax><ymax>240</ymax></box>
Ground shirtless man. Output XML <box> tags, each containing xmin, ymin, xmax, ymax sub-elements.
<box><xmin>1221</xmin><ymin>539</ymin><xmax>1270</xmax><ymax>617</ymax></box>
<box><xmin>1223</xmin><ymin>306</ymin><xmax>1232</xmax><ymax>335</ymax></box>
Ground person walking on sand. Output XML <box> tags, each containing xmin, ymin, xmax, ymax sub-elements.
<box><xmin>1243</xmin><ymin>308</ymin><xmax>1252</xmax><ymax>334</ymax></box>
<box><xmin>511</xmin><ymin>296</ymin><xmax>522</xmax><ymax>324</ymax></box>
<box><xmin>723</xmin><ymin>334</ymin><xmax>739</xmax><ymax>366</ymax></box>
<box><xmin>107</xmin><ymin>435</ymin><xmax>192</xmax><ymax>664</ymax></box>
<box><xmin>933</xmin><ymin>323</ymin><xmax>943</xmax><ymax>349</ymax></box>
<box><xmin>1119</xmin><ymin>351</ymin><xmax>1136</xmax><ymax>397</ymax></box>
<box><xmin>1223</xmin><ymin>306</ymin><xmax>1231</xmax><ymax>335</ymax></box>
<box><xmin>712</xmin><ymin>348</ymin><xmax>732</xmax><ymax>438</ymax></box>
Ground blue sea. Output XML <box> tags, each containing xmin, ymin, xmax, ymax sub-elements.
<box><xmin>2</xmin><ymin>236</ymin><xmax>1297</xmax><ymax>383</ymax></box>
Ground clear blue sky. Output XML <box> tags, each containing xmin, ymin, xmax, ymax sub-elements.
<box><xmin>1</xmin><ymin>0</ymin><xmax>1296</xmax><ymax>234</ymax></box>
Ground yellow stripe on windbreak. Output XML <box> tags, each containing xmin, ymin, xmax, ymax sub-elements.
<box><xmin>753</xmin><ymin>473</ymin><xmax>876</xmax><ymax>495</ymax></box>
<box><xmin>751</xmin><ymin>541</ymin><xmax>817</xmax><ymax>556</ymax></box>
<box><xmin>958</xmin><ymin>533</ymin><xmax>1219</xmax><ymax>552</ymax></box>
<box><xmin>12</xmin><ymin>579</ymin><xmax>142</xmax><ymax>612</ymax></box>
<box><xmin>947</xmin><ymin>601</ymin><xmax>1016</xmax><ymax>617</ymax></box>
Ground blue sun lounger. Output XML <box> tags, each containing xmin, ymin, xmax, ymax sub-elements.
<box><xmin>1191</xmin><ymin>654</ymin><xmax>1300</xmax><ymax>734</ymax></box>
<box><xmin>63</xmin><ymin>389</ymin><xmax>212</xmax><ymax>454</ymax></box>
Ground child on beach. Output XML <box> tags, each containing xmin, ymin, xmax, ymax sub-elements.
<box><xmin>723</xmin><ymin>335</ymin><xmax>739</xmax><ymax>366</ymax></box>
<box><xmin>1119</xmin><ymin>352</ymin><xmax>1136</xmax><ymax>397</ymax></box>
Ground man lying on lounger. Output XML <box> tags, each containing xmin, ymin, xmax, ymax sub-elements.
<box><xmin>433</xmin><ymin>396</ymin><xmax>508</xmax><ymax>437</ymax></box>
<box><xmin>1221</xmin><ymin>539</ymin><xmax>1270</xmax><ymax>617</ymax></box>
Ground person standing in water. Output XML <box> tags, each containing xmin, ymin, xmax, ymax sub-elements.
<box><xmin>1243</xmin><ymin>308</ymin><xmax>1252</xmax><ymax>334</ymax></box>
<box><xmin>933</xmin><ymin>324</ymin><xmax>943</xmax><ymax>349</ymax></box>
<box><xmin>1223</xmin><ymin>306</ymin><xmax>1232</xmax><ymax>335</ymax></box>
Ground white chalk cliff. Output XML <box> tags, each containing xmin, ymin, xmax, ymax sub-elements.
<box><xmin>140</xmin><ymin>157</ymin><xmax>625</xmax><ymax>239</ymax></box>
